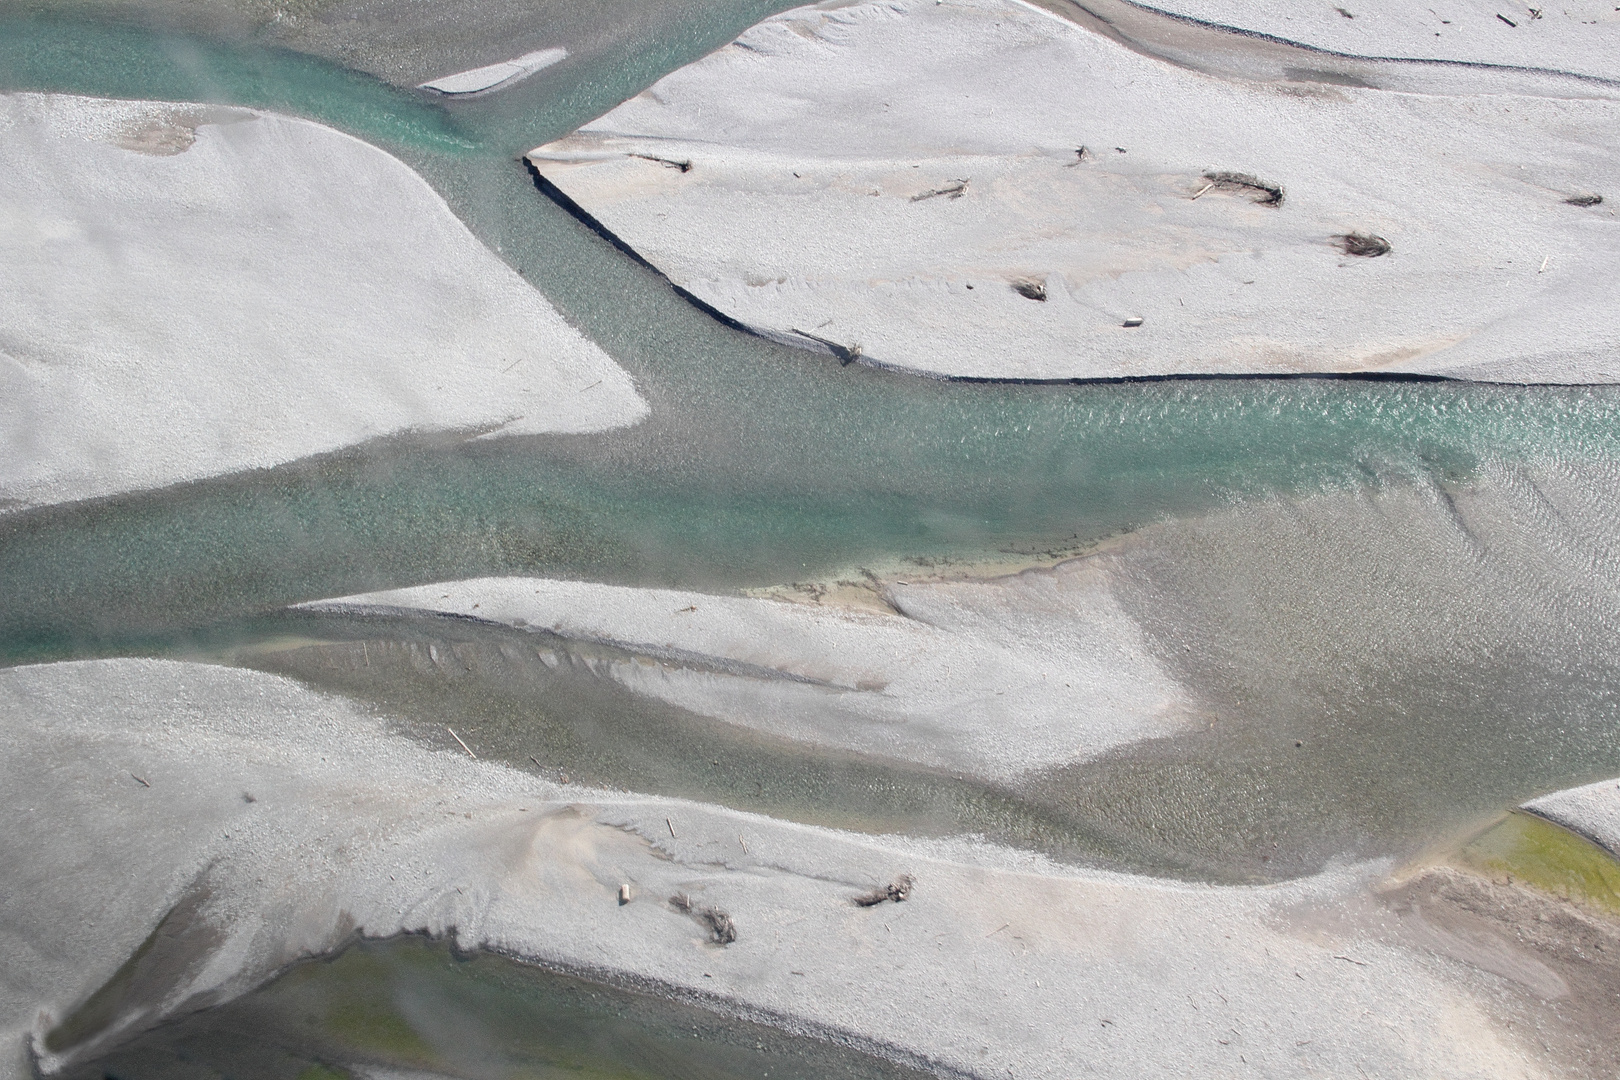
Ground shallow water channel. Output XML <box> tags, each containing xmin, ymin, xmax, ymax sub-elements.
<box><xmin>67</xmin><ymin>936</ymin><xmax>941</xmax><ymax>1080</ymax></box>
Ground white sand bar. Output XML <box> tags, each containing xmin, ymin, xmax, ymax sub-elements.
<box><xmin>0</xmin><ymin>93</ymin><xmax>644</xmax><ymax>512</ymax></box>
<box><xmin>418</xmin><ymin>47</ymin><xmax>567</xmax><ymax>94</ymax></box>
<box><xmin>305</xmin><ymin>567</ymin><xmax>1196</xmax><ymax>781</ymax></box>
<box><xmin>1524</xmin><ymin>776</ymin><xmax>1620</xmax><ymax>855</ymax></box>
<box><xmin>2</xmin><ymin>659</ymin><xmax>1552</xmax><ymax>1079</ymax></box>
<box><xmin>1140</xmin><ymin>0</ymin><xmax>1620</xmax><ymax>81</ymax></box>
<box><xmin>529</xmin><ymin>0</ymin><xmax>1620</xmax><ymax>382</ymax></box>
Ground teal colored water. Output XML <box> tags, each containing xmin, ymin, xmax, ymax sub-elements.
<box><xmin>3</xmin><ymin>10</ymin><xmax>1619</xmax><ymax>659</ymax></box>
<box><xmin>3</xmin><ymin>4</ymin><xmax>1620</xmax><ymax>881</ymax></box>
<box><xmin>0</xmin><ymin>9</ymin><xmax>475</xmax><ymax>151</ymax></box>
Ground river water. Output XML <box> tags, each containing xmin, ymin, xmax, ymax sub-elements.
<box><xmin>5</xmin><ymin>5</ymin><xmax>1620</xmax><ymax>1072</ymax></box>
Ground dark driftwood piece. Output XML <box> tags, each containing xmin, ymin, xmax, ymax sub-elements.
<box><xmin>854</xmin><ymin>874</ymin><xmax>916</xmax><ymax>906</ymax></box>
<box><xmin>670</xmin><ymin>893</ymin><xmax>738</xmax><ymax>944</ymax></box>
<box><xmin>1335</xmin><ymin>232</ymin><xmax>1391</xmax><ymax>257</ymax></box>
<box><xmin>1566</xmin><ymin>193</ymin><xmax>1604</xmax><ymax>207</ymax></box>
<box><xmin>1202</xmin><ymin>171</ymin><xmax>1284</xmax><ymax>207</ymax></box>
<box><xmin>630</xmin><ymin>153</ymin><xmax>693</xmax><ymax>172</ymax></box>
<box><xmin>912</xmin><ymin>179</ymin><xmax>969</xmax><ymax>201</ymax></box>
<box><xmin>1011</xmin><ymin>279</ymin><xmax>1048</xmax><ymax>302</ymax></box>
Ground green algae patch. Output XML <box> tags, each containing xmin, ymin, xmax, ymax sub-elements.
<box><xmin>1460</xmin><ymin>810</ymin><xmax>1620</xmax><ymax>918</ymax></box>
<box><xmin>72</xmin><ymin>935</ymin><xmax>937</xmax><ymax>1080</ymax></box>
<box><xmin>296</xmin><ymin>1066</ymin><xmax>353</xmax><ymax>1080</ymax></box>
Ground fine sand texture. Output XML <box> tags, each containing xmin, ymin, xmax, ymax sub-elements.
<box><xmin>529</xmin><ymin>0</ymin><xmax>1620</xmax><ymax>382</ymax></box>
<box><xmin>1</xmin><ymin>659</ymin><xmax>1572</xmax><ymax>1080</ymax></box>
<box><xmin>0</xmin><ymin>93</ymin><xmax>645</xmax><ymax>513</ymax></box>
<box><xmin>303</xmin><ymin>568</ymin><xmax>1195</xmax><ymax>782</ymax></box>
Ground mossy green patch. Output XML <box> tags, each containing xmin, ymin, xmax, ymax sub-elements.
<box><xmin>296</xmin><ymin>1065</ymin><xmax>353</xmax><ymax>1080</ymax></box>
<box><xmin>1461</xmin><ymin>810</ymin><xmax>1620</xmax><ymax>918</ymax></box>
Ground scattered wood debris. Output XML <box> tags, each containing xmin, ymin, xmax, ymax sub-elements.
<box><xmin>630</xmin><ymin>153</ymin><xmax>692</xmax><ymax>172</ymax></box>
<box><xmin>854</xmin><ymin>874</ymin><xmax>915</xmax><ymax>906</ymax></box>
<box><xmin>1011</xmin><ymin>279</ymin><xmax>1048</xmax><ymax>302</ymax></box>
<box><xmin>1203</xmin><ymin>171</ymin><xmax>1284</xmax><ymax>207</ymax></box>
<box><xmin>1497</xmin><ymin>12</ymin><xmax>1517</xmax><ymax>26</ymax></box>
<box><xmin>1335</xmin><ymin>232</ymin><xmax>1391</xmax><ymax>257</ymax></box>
<box><xmin>1566</xmin><ymin>193</ymin><xmax>1604</xmax><ymax>207</ymax></box>
<box><xmin>911</xmin><ymin>179</ymin><xmax>969</xmax><ymax>201</ymax></box>
<box><xmin>131</xmin><ymin>773</ymin><xmax>150</xmax><ymax>788</ymax></box>
<box><xmin>618</xmin><ymin>883</ymin><xmax>632</xmax><ymax>905</ymax></box>
<box><xmin>1123</xmin><ymin>316</ymin><xmax>1145</xmax><ymax>327</ymax></box>
<box><xmin>1336</xmin><ymin>6</ymin><xmax>1354</xmax><ymax>17</ymax></box>
<box><xmin>671</xmin><ymin>892</ymin><xmax>738</xmax><ymax>943</ymax></box>
<box><xmin>667</xmin><ymin>816</ymin><xmax>678</xmax><ymax>839</ymax></box>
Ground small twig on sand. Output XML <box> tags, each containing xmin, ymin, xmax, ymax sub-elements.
<box><xmin>131</xmin><ymin>773</ymin><xmax>150</xmax><ymax>787</ymax></box>
<box><xmin>854</xmin><ymin>874</ymin><xmax>915</xmax><ymax>906</ymax></box>
<box><xmin>1497</xmin><ymin>12</ymin><xmax>1517</xmax><ymax>26</ymax></box>
<box><xmin>529</xmin><ymin>755</ymin><xmax>543</xmax><ymax>769</ymax></box>
<box><xmin>502</xmin><ymin>358</ymin><xmax>525</xmax><ymax>373</ymax></box>
<box><xmin>986</xmin><ymin>922</ymin><xmax>1010</xmax><ymax>938</ymax></box>
<box><xmin>630</xmin><ymin>153</ymin><xmax>692</xmax><ymax>172</ymax></box>
<box><xmin>911</xmin><ymin>179</ymin><xmax>969</xmax><ymax>201</ymax></box>
<box><xmin>739</xmin><ymin>835</ymin><xmax>750</xmax><ymax>854</ymax></box>
<box><xmin>667</xmin><ymin>817</ymin><xmax>678</xmax><ymax>839</ymax></box>
<box><xmin>447</xmin><ymin>727</ymin><xmax>477</xmax><ymax>759</ymax></box>
<box><xmin>1190</xmin><ymin>182</ymin><xmax>1214</xmax><ymax>200</ymax></box>
<box><xmin>1539</xmin><ymin>254</ymin><xmax>1551</xmax><ymax>273</ymax></box>
<box><xmin>1333</xmin><ymin>954</ymin><xmax>1368</xmax><ymax>966</ymax></box>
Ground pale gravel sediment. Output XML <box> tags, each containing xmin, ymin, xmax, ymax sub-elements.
<box><xmin>300</xmin><ymin>564</ymin><xmax>1196</xmax><ymax>781</ymax></box>
<box><xmin>529</xmin><ymin>0</ymin><xmax>1620</xmax><ymax>382</ymax></box>
<box><xmin>1523</xmin><ymin>776</ymin><xmax>1620</xmax><ymax>855</ymax></box>
<box><xmin>1136</xmin><ymin>0</ymin><xmax>1620</xmax><ymax>81</ymax></box>
<box><xmin>1</xmin><ymin>659</ymin><xmax>1551</xmax><ymax>1079</ymax></box>
<box><xmin>0</xmin><ymin>93</ymin><xmax>646</xmax><ymax>513</ymax></box>
<box><xmin>418</xmin><ymin>47</ymin><xmax>567</xmax><ymax>94</ymax></box>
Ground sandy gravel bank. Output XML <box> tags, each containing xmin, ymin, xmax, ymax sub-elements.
<box><xmin>2</xmin><ymin>659</ymin><xmax>1577</xmax><ymax>1079</ymax></box>
<box><xmin>0</xmin><ymin>93</ymin><xmax>644</xmax><ymax>513</ymax></box>
<box><xmin>1138</xmin><ymin>0</ymin><xmax>1620</xmax><ymax>80</ymax></box>
<box><xmin>530</xmin><ymin>0</ymin><xmax>1620</xmax><ymax>381</ymax></box>
<box><xmin>302</xmin><ymin>567</ymin><xmax>1193</xmax><ymax>782</ymax></box>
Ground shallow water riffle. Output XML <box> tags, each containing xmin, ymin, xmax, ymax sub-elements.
<box><xmin>220</xmin><ymin>610</ymin><xmax>1218</xmax><ymax>880</ymax></box>
<box><xmin>1035</xmin><ymin>456</ymin><xmax>1620</xmax><ymax>878</ymax></box>
<box><xmin>65</xmin><ymin>935</ymin><xmax>941</xmax><ymax>1080</ymax></box>
<box><xmin>8</xmin><ymin>8</ymin><xmax>1620</xmax><ymax>671</ymax></box>
<box><xmin>190</xmin><ymin>449</ymin><xmax>1620</xmax><ymax>882</ymax></box>
<box><xmin>6</xmin><ymin>381</ymin><xmax>1619</xmax><ymax>663</ymax></box>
